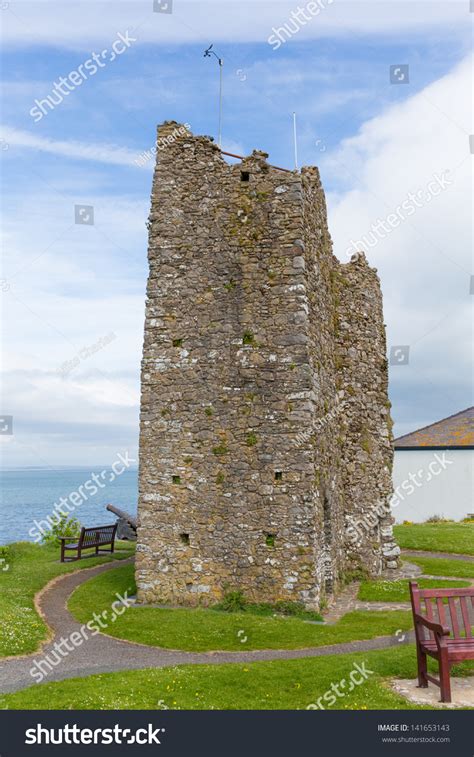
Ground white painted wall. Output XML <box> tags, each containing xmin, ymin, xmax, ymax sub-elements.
<box><xmin>392</xmin><ymin>449</ymin><xmax>474</xmax><ymax>523</ymax></box>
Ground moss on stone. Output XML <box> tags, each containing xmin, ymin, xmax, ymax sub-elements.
<box><xmin>212</xmin><ymin>444</ymin><xmax>229</xmax><ymax>456</ymax></box>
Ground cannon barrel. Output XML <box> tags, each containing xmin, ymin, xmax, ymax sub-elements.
<box><xmin>106</xmin><ymin>503</ymin><xmax>138</xmax><ymax>531</ymax></box>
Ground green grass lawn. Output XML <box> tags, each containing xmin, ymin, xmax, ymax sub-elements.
<box><xmin>0</xmin><ymin>541</ymin><xmax>135</xmax><ymax>657</ymax></box>
<box><xmin>3</xmin><ymin>528</ymin><xmax>474</xmax><ymax>712</ymax></box>
<box><xmin>358</xmin><ymin>578</ymin><xmax>471</xmax><ymax>603</ymax></box>
<box><xmin>407</xmin><ymin>557</ymin><xmax>474</xmax><ymax>579</ymax></box>
<box><xmin>393</xmin><ymin>522</ymin><xmax>474</xmax><ymax>555</ymax></box>
<box><xmin>68</xmin><ymin>564</ymin><xmax>413</xmax><ymax>652</ymax></box>
<box><xmin>1</xmin><ymin>645</ymin><xmax>473</xmax><ymax>710</ymax></box>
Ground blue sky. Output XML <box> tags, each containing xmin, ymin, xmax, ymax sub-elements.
<box><xmin>1</xmin><ymin>1</ymin><xmax>472</xmax><ymax>467</ymax></box>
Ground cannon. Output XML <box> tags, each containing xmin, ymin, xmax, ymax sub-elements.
<box><xmin>105</xmin><ymin>504</ymin><xmax>137</xmax><ymax>541</ymax></box>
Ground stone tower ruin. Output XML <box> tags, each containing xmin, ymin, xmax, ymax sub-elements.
<box><xmin>136</xmin><ymin>121</ymin><xmax>399</xmax><ymax>610</ymax></box>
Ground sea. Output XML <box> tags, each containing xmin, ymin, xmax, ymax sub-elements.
<box><xmin>0</xmin><ymin>467</ymin><xmax>138</xmax><ymax>545</ymax></box>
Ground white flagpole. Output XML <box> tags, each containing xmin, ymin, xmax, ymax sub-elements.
<box><xmin>293</xmin><ymin>112</ymin><xmax>298</xmax><ymax>171</ymax></box>
<box><xmin>218</xmin><ymin>58</ymin><xmax>223</xmax><ymax>148</ymax></box>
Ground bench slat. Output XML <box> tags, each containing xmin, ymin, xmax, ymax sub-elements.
<box><xmin>424</xmin><ymin>597</ymin><xmax>435</xmax><ymax>640</ymax></box>
<box><xmin>448</xmin><ymin>597</ymin><xmax>460</xmax><ymax>638</ymax></box>
<box><xmin>436</xmin><ymin>597</ymin><xmax>447</xmax><ymax>629</ymax></box>
<box><xmin>459</xmin><ymin>597</ymin><xmax>472</xmax><ymax>639</ymax></box>
<box><xmin>416</xmin><ymin>588</ymin><xmax>474</xmax><ymax>598</ymax></box>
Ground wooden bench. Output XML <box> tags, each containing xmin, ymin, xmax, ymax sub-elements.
<box><xmin>60</xmin><ymin>524</ymin><xmax>117</xmax><ymax>563</ymax></box>
<box><xmin>409</xmin><ymin>581</ymin><xmax>474</xmax><ymax>702</ymax></box>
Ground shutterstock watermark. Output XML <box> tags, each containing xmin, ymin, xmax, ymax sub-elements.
<box><xmin>345</xmin><ymin>170</ymin><xmax>453</xmax><ymax>258</ymax></box>
<box><xmin>75</xmin><ymin>204</ymin><xmax>94</xmax><ymax>225</ymax></box>
<box><xmin>153</xmin><ymin>0</ymin><xmax>173</xmax><ymax>12</ymax></box>
<box><xmin>346</xmin><ymin>452</ymin><xmax>454</xmax><ymax>544</ymax></box>
<box><xmin>306</xmin><ymin>661</ymin><xmax>374</xmax><ymax>709</ymax></box>
<box><xmin>29</xmin><ymin>31</ymin><xmax>137</xmax><ymax>122</ymax></box>
<box><xmin>390</xmin><ymin>64</ymin><xmax>409</xmax><ymax>84</ymax></box>
<box><xmin>29</xmin><ymin>590</ymin><xmax>135</xmax><ymax>684</ymax></box>
<box><xmin>389</xmin><ymin>345</ymin><xmax>410</xmax><ymax>366</ymax></box>
<box><xmin>268</xmin><ymin>0</ymin><xmax>334</xmax><ymax>50</ymax></box>
<box><xmin>57</xmin><ymin>331</ymin><xmax>116</xmax><ymax>378</ymax></box>
<box><xmin>134</xmin><ymin>122</ymin><xmax>191</xmax><ymax>168</ymax></box>
<box><xmin>390</xmin><ymin>452</ymin><xmax>453</xmax><ymax>510</ymax></box>
<box><xmin>0</xmin><ymin>414</ymin><xmax>13</xmax><ymax>434</ymax></box>
<box><xmin>28</xmin><ymin>451</ymin><xmax>136</xmax><ymax>542</ymax></box>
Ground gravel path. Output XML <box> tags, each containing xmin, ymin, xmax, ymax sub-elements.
<box><xmin>3</xmin><ymin>548</ymin><xmax>469</xmax><ymax>695</ymax></box>
<box><xmin>0</xmin><ymin>558</ymin><xmax>415</xmax><ymax>694</ymax></box>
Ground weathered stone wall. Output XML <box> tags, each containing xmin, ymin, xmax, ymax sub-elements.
<box><xmin>300</xmin><ymin>166</ymin><xmax>348</xmax><ymax>596</ymax></box>
<box><xmin>136</xmin><ymin>121</ymin><xmax>397</xmax><ymax>609</ymax></box>
<box><xmin>335</xmin><ymin>253</ymin><xmax>400</xmax><ymax>572</ymax></box>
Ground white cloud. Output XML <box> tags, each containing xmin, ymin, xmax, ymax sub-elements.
<box><xmin>1</xmin><ymin>178</ymin><xmax>146</xmax><ymax>466</ymax></box>
<box><xmin>1</xmin><ymin>125</ymin><xmax>140</xmax><ymax>167</ymax></box>
<box><xmin>324</xmin><ymin>54</ymin><xmax>473</xmax><ymax>434</ymax></box>
<box><xmin>1</xmin><ymin>1</ymin><xmax>467</xmax><ymax>49</ymax></box>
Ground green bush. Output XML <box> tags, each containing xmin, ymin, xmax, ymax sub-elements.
<box><xmin>0</xmin><ymin>545</ymin><xmax>10</xmax><ymax>567</ymax></box>
<box><xmin>215</xmin><ymin>590</ymin><xmax>247</xmax><ymax>612</ymax></box>
<box><xmin>425</xmin><ymin>515</ymin><xmax>453</xmax><ymax>523</ymax></box>
<box><xmin>40</xmin><ymin>514</ymin><xmax>82</xmax><ymax>546</ymax></box>
<box><xmin>341</xmin><ymin>567</ymin><xmax>370</xmax><ymax>585</ymax></box>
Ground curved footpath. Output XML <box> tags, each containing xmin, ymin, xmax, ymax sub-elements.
<box><xmin>2</xmin><ymin>551</ymin><xmax>467</xmax><ymax>694</ymax></box>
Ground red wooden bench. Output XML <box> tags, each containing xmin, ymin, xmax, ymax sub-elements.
<box><xmin>409</xmin><ymin>581</ymin><xmax>474</xmax><ymax>702</ymax></box>
<box><xmin>60</xmin><ymin>524</ymin><xmax>117</xmax><ymax>562</ymax></box>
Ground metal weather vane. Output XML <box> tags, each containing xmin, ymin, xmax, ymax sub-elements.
<box><xmin>204</xmin><ymin>44</ymin><xmax>223</xmax><ymax>148</ymax></box>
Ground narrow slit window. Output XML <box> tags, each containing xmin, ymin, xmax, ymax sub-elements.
<box><xmin>275</xmin><ymin>471</ymin><xmax>283</xmax><ymax>481</ymax></box>
<box><xmin>172</xmin><ymin>475</ymin><xmax>181</xmax><ymax>485</ymax></box>
<box><xmin>241</xmin><ymin>171</ymin><xmax>250</xmax><ymax>182</ymax></box>
<box><xmin>180</xmin><ymin>533</ymin><xmax>190</xmax><ymax>545</ymax></box>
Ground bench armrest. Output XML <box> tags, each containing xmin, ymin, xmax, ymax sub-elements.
<box><xmin>414</xmin><ymin>613</ymin><xmax>450</xmax><ymax>650</ymax></box>
<box><xmin>414</xmin><ymin>614</ymin><xmax>450</xmax><ymax>636</ymax></box>
<box><xmin>58</xmin><ymin>536</ymin><xmax>78</xmax><ymax>541</ymax></box>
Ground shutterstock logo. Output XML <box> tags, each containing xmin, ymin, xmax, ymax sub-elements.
<box><xmin>25</xmin><ymin>723</ymin><xmax>165</xmax><ymax>745</ymax></box>
<box><xmin>153</xmin><ymin>0</ymin><xmax>173</xmax><ymax>12</ymax></box>
<box><xmin>389</xmin><ymin>346</ymin><xmax>410</xmax><ymax>366</ymax></box>
<box><xmin>75</xmin><ymin>204</ymin><xmax>94</xmax><ymax>225</ymax></box>
<box><xmin>390</xmin><ymin>64</ymin><xmax>409</xmax><ymax>84</ymax></box>
<box><xmin>0</xmin><ymin>414</ymin><xmax>13</xmax><ymax>434</ymax></box>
